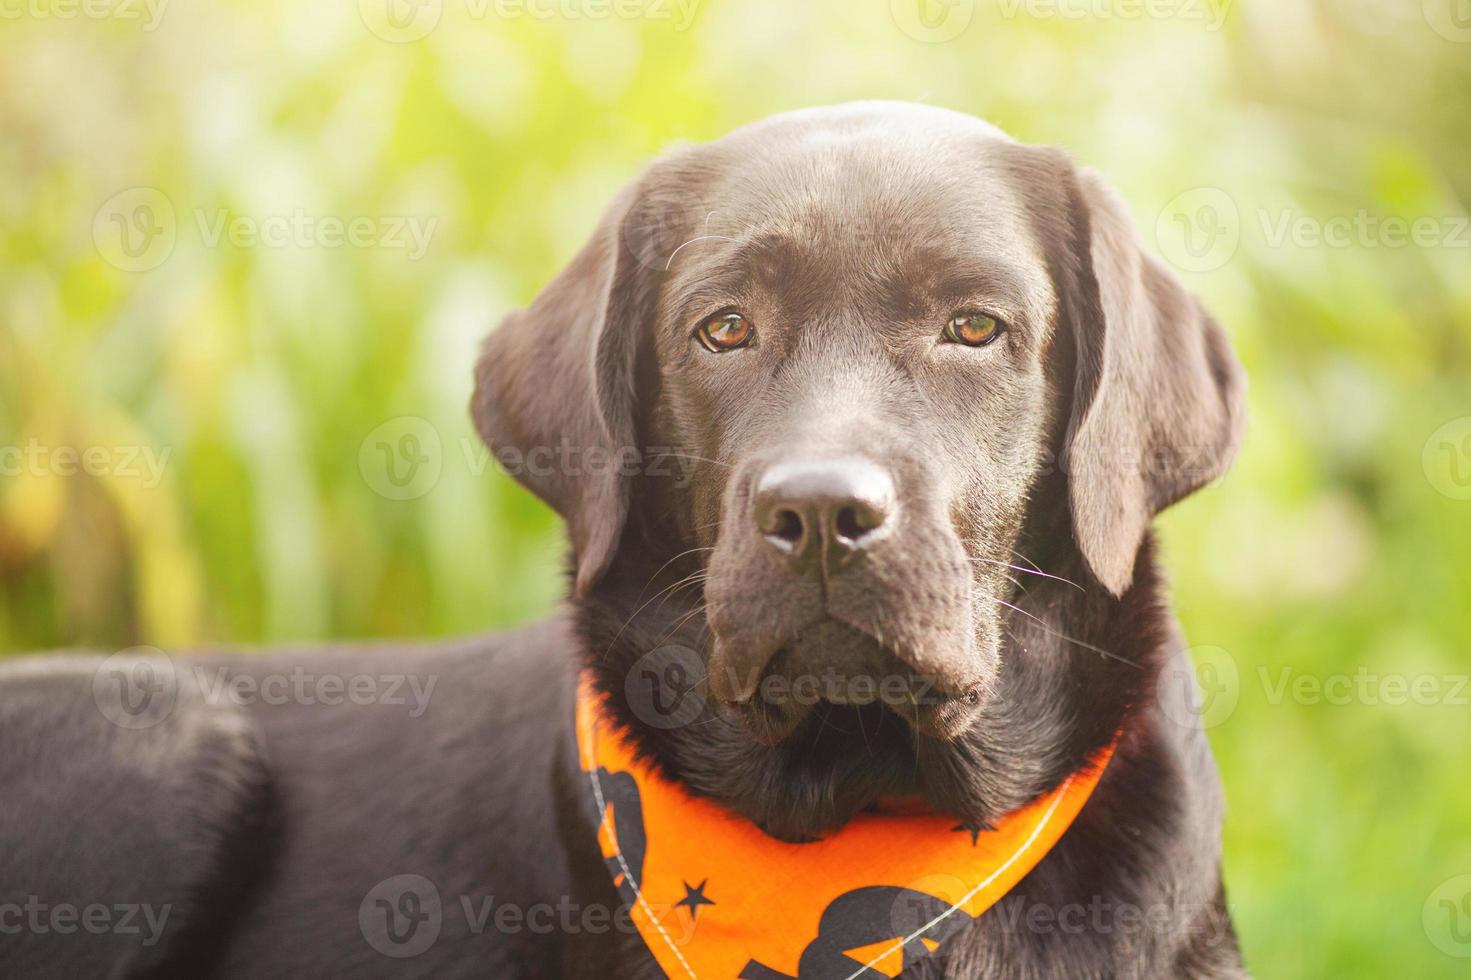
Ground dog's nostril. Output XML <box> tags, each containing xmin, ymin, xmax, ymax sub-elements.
<box><xmin>766</xmin><ymin>508</ymin><xmax>805</xmax><ymax>550</ymax></box>
<box><xmin>834</xmin><ymin>504</ymin><xmax>881</xmax><ymax>543</ymax></box>
<box><xmin>754</xmin><ymin>457</ymin><xmax>896</xmax><ymax>567</ymax></box>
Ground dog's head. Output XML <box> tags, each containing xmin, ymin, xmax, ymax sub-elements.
<box><xmin>474</xmin><ymin>103</ymin><xmax>1244</xmax><ymax>838</ymax></box>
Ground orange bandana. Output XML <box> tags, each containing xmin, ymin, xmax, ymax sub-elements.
<box><xmin>576</xmin><ymin>678</ymin><xmax>1116</xmax><ymax>979</ymax></box>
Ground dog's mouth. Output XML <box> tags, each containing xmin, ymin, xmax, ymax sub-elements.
<box><xmin>710</xmin><ymin>619</ymin><xmax>986</xmax><ymax>744</ymax></box>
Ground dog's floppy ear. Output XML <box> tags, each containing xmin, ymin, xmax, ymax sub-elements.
<box><xmin>472</xmin><ymin>182</ymin><xmax>657</xmax><ymax>597</ymax></box>
<box><xmin>1064</xmin><ymin>168</ymin><xmax>1246</xmax><ymax>595</ymax></box>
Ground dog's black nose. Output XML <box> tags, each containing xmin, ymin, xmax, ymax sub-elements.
<box><xmin>754</xmin><ymin>458</ymin><xmax>896</xmax><ymax>572</ymax></box>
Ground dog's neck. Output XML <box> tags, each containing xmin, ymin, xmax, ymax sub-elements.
<box><xmin>574</xmin><ymin>534</ymin><xmax>1171</xmax><ymax>843</ymax></box>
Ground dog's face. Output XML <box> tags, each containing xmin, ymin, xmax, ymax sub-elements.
<box><xmin>475</xmin><ymin>103</ymin><xmax>1244</xmax><ymax>837</ymax></box>
<box><xmin>652</xmin><ymin>131</ymin><xmax>1061</xmax><ymax>743</ymax></box>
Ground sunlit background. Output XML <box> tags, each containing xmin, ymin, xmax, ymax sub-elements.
<box><xmin>2</xmin><ymin>0</ymin><xmax>1469</xmax><ymax>975</ymax></box>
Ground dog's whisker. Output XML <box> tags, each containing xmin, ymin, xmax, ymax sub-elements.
<box><xmin>971</xmin><ymin>556</ymin><xmax>1085</xmax><ymax>592</ymax></box>
<box><xmin>603</xmin><ymin>588</ymin><xmax>706</xmax><ymax>665</ymax></box>
<box><xmin>973</xmin><ymin>589</ymin><xmax>1140</xmax><ymax>670</ymax></box>
<box><xmin>602</xmin><ymin>548</ymin><xmax>716</xmax><ymax>658</ymax></box>
<box><xmin>640</xmin><ymin>546</ymin><xmax>716</xmax><ymax>591</ymax></box>
<box><xmin>907</xmin><ymin>691</ymin><xmax>923</xmax><ymax>768</ymax></box>
<box><xmin>653</xmin><ymin>602</ymin><xmax>711</xmax><ymax>650</ymax></box>
<box><xmin>857</xmin><ymin>702</ymin><xmax>874</xmax><ymax>758</ymax></box>
<box><xmin>650</xmin><ymin>570</ymin><xmax>709</xmax><ymax>619</ymax></box>
<box><xmin>968</xmin><ymin>564</ymin><xmax>1026</xmax><ymax>593</ymax></box>
<box><xmin>663</xmin><ymin>234</ymin><xmax>740</xmax><ymax>271</ymax></box>
<box><xmin>1007</xmin><ymin>547</ymin><xmax>1044</xmax><ymax>572</ymax></box>
<box><xmin>1010</xmin><ymin>547</ymin><xmax>1087</xmax><ymax>593</ymax></box>
<box><xmin>651</xmin><ymin>451</ymin><xmax>731</xmax><ymax>470</ymax></box>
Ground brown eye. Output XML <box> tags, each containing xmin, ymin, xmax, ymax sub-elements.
<box><xmin>694</xmin><ymin>312</ymin><xmax>755</xmax><ymax>352</ymax></box>
<box><xmin>943</xmin><ymin>313</ymin><xmax>1004</xmax><ymax>347</ymax></box>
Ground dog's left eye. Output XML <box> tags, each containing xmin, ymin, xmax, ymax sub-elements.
<box><xmin>694</xmin><ymin>312</ymin><xmax>756</xmax><ymax>353</ymax></box>
<box><xmin>943</xmin><ymin>312</ymin><xmax>1005</xmax><ymax>347</ymax></box>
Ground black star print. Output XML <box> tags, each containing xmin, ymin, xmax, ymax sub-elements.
<box><xmin>951</xmin><ymin>819</ymin><xmax>996</xmax><ymax>845</ymax></box>
<box><xmin>675</xmin><ymin>879</ymin><xmax>716</xmax><ymax>921</ymax></box>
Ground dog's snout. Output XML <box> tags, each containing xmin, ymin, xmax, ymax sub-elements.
<box><xmin>754</xmin><ymin>458</ymin><xmax>896</xmax><ymax>571</ymax></box>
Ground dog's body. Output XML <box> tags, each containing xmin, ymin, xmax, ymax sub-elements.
<box><xmin>0</xmin><ymin>591</ymin><xmax>1239</xmax><ymax>979</ymax></box>
<box><xmin>1</xmin><ymin>103</ymin><xmax>1247</xmax><ymax>978</ymax></box>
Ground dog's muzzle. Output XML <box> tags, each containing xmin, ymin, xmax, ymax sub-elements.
<box><xmin>706</xmin><ymin>454</ymin><xmax>994</xmax><ymax>743</ymax></box>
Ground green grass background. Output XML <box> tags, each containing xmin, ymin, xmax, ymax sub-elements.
<box><xmin>2</xmin><ymin>1</ymin><xmax>1469</xmax><ymax>975</ymax></box>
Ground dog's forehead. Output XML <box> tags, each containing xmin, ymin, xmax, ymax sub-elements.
<box><xmin>716</xmin><ymin>100</ymin><xmax>1018</xmax><ymax>152</ymax></box>
<box><xmin>655</xmin><ymin>110</ymin><xmax>1055</xmax><ymax>309</ymax></box>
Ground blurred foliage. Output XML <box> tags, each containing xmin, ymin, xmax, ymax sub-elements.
<box><xmin>1</xmin><ymin>0</ymin><xmax>1469</xmax><ymax>975</ymax></box>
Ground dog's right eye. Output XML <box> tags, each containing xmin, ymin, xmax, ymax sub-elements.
<box><xmin>694</xmin><ymin>312</ymin><xmax>756</xmax><ymax>353</ymax></box>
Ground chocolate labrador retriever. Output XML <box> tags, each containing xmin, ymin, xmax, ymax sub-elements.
<box><xmin>0</xmin><ymin>102</ymin><xmax>1247</xmax><ymax>978</ymax></box>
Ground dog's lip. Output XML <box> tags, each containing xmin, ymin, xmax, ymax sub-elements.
<box><xmin>707</xmin><ymin>623</ymin><xmax>800</xmax><ymax>704</ymax></box>
<box><xmin>712</xmin><ymin>635</ymin><xmax>988</xmax><ymax>745</ymax></box>
<box><xmin>710</xmin><ymin>615</ymin><xmax>989</xmax><ymax>701</ymax></box>
<box><xmin>717</xmin><ymin>687</ymin><xmax>985</xmax><ymax>746</ymax></box>
<box><xmin>886</xmin><ymin>692</ymin><xmax>986</xmax><ymax>740</ymax></box>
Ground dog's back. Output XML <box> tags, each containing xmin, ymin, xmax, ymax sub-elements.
<box><xmin>0</xmin><ymin>621</ymin><xmax>588</xmax><ymax>978</ymax></box>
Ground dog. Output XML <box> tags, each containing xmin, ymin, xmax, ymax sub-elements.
<box><xmin>0</xmin><ymin>102</ymin><xmax>1247</xmax><ymax>979</ymax></box>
